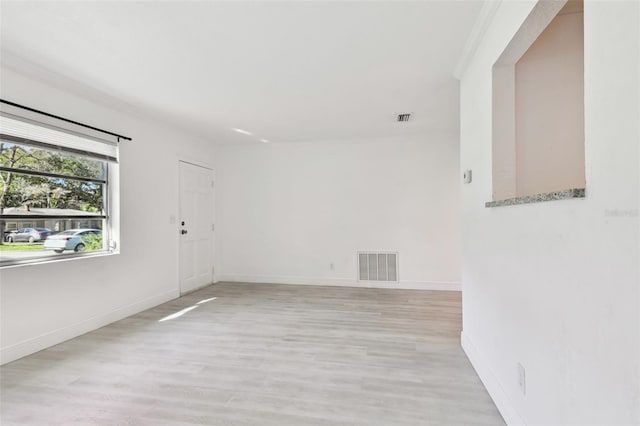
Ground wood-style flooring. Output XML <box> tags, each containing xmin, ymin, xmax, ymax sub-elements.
<box><xmin>0</xmin><ymin>282</ymin><xmax>505</xmax><ymax>425</ymax></box>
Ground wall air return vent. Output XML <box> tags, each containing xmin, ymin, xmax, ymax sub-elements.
<box><xmin>397</xmin><ymin>113</ymin><xmax>411</xmax><ymax>122</ymax></box>
<box><xmin>358</xmin><ymin>252</ymin><xmax>398</xmax><ymax>282</ymax></box>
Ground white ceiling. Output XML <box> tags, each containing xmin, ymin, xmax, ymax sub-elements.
<box><xmin>0</xmin><ymin>1</ymin><xmax>483</xmax><ymax>144</ymax></box>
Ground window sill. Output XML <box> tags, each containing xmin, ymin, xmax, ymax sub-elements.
<box><xmin>485</xmin><ymin>188</ymin><xmax>585</xmax><ymax>208</ymax></box>
<box><xmin>0</xmin><ymin>250</ymin><xmax>119</xmax><ymax>270</ymax></box>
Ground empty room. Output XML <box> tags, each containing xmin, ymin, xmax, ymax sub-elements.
<box><xmin>0</xmin><ymin>1</ymin><xmax>638</xmax><ymax>425</ymax></box>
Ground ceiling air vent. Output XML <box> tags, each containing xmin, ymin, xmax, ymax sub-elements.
<box><xmin>397</xmin><ymin>113</ymin><xmax>411</xmax><ymax>122</ymax></box>
<box><xmin>358</xmin><ymin>252</ymin><xmax>398</xmax><ymax>282</ymax></box>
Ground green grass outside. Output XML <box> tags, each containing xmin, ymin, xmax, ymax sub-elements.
<box><xmin>0</xmin><ymin>242</ymin><xmax>46</xmax><ymax>251</ymax></box>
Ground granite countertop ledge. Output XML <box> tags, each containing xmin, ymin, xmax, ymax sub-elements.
<box><xmin>485</xmin><ymin>188</ymin><xmax>585</xmax><ymax>208</ymax></box>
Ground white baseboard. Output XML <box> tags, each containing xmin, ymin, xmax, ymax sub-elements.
<box><xmin>461</xmin><ymin>331</ymin><xmax>526</xmax><ymax>426</ymax></box>
<box><xmin>217</xmin><ymin>274</ymin><xmax>461</xmax><ymax>291</ymax></box>
<box><xmin>0</xmin><ymin>289</ymin><xmax>179</xmax><ymax>365</ymax></box>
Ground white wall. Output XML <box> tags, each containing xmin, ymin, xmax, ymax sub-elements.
<box><xmin>459</xmin><ymin>1</ymin><xmax>639</xmax><ymax>425</ymax></box>
<box><xmin>515</xmin><ymin>8</ymin><xmax>585</xmax><ymax>196</ymax></box>
<box><xmin>216</xmin><ymin>134</ymin><xmax>461</xmax><ymax>290</ymax></box>
<box><xmin>0</xmin><ymin>66</ymin><xmax>217</xmax><ymax>364</ymax></box>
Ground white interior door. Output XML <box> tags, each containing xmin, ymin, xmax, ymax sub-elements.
<box><xmin>179</xmin><ymin>161</ymin><xmax>214</xmax><ymax>295</ymax></box>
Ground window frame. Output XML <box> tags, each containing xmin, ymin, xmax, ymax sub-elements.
<box><xmin>0</xmin><ymin>102</ymin><xmax>124</xmax><ymax>268</ymax></box>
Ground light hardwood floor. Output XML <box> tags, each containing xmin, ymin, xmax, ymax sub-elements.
<box><xmin>0</xmin><ymin>283</ymin><xmax>505</xmax><ymax>426</ymax></box>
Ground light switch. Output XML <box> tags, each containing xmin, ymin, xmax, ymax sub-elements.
<box><xmin>463</xmin><ymin>170</ymin><xmax>472</xmax><ymax>184</ymax></box>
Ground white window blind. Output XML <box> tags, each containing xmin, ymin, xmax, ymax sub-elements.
<box><xmin>0</xmin><ymin>113</ymin><xmax>118</xmax><ymax>162</ymax></box>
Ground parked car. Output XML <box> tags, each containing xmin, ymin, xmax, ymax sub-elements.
<box><xmin>44</xmin><ymin>229</ymin><xmax>101</xmax><ymax>253</ymax></box>
<box><xmin>5</xmin><ymin>228</ymin><xmax>52</xmax><ymax>243</ymax></box>
<box><xmin>3</xmin><ymin>230</ymin><xmax>15</xmax><ymax>242</ymax></box>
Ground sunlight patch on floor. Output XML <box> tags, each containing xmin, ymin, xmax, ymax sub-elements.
<box><xmin>158</xmin><ymin>305</ymin><xmax>199</xmax><ymax>322</ymax></box>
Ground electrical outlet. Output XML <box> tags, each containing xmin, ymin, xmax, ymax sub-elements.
<box><xmin>518</xmin><ymin>363</ymin><xmax>526</xmax><ymax>395</ymax></box>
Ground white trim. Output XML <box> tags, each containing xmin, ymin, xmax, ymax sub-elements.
<box><xmin>0</xmin><ymin>289</ymin><xmax>178</xmax><ymax>365</ymax></box>
<box><xmin>177</xmin><ymin>157</ymin><xmax>215</xmax><ymax>172</ymax></box>
<box><xmin>461</xmin><ymin>331</ymin><xmax>526</xmax><ymax>426</ymax></box>
<box><xmin>0</xmin><ymin>250</ymin><xmax>118</xmax><ymax>270</ymax></box>
<box><xmin>453</xmin><ymin>0</ymin><xmax>503</xmax><ymax>80</ymax></box>
<box><xmin>216</xmin><ymin>274</ymin><xmax>461</xmax><ymax>291</ymax></box>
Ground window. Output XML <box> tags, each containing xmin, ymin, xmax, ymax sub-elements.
<box><xmin>0</xmin><ymin>102</ymin><xmax>124</xmax><ymax>266</ymax></box>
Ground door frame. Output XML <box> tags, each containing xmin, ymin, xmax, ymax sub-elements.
<box><xmin>178</xmin><ymin>159</ymin><xmax>215</xmax><ymax>295</ymax></box>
